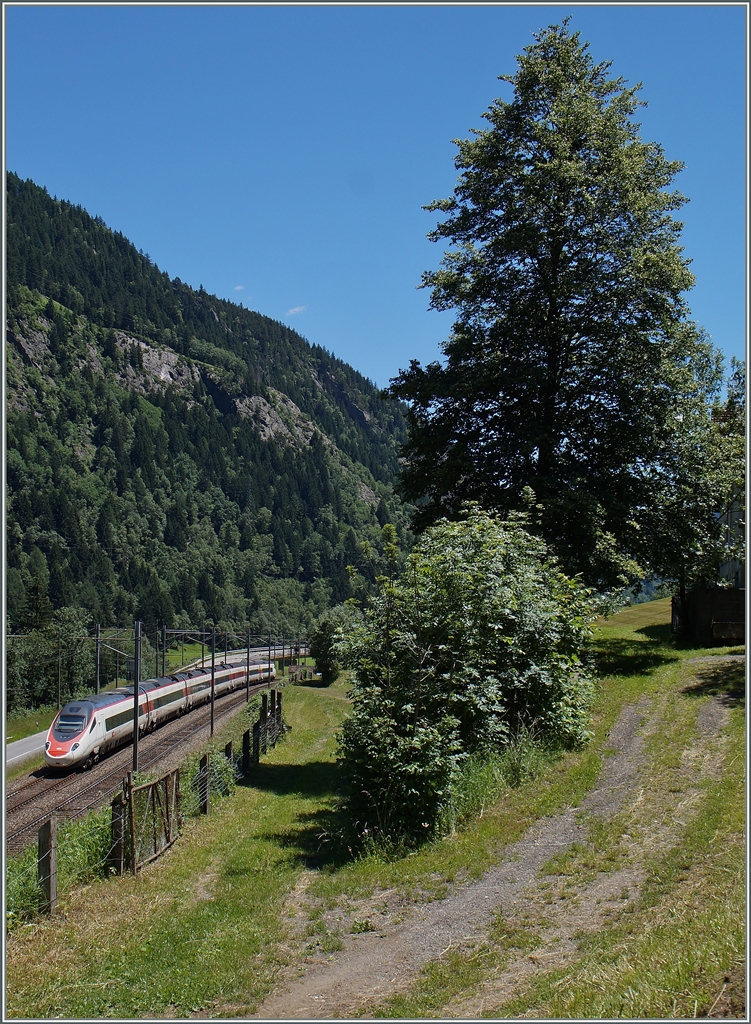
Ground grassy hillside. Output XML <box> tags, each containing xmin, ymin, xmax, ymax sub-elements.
<box><xmin>5</xmin><ymin>600</ymin><xmax>745</xmax><ymax>1018</ymax></box>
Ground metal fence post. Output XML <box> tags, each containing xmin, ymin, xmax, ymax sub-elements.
<box><xmin>246</xmin><ymin>628</ymin><xmax>251</xmax><ymax>702</ymax></box>
<box><xmin>133</xmin><ymin>622</ymin><xmax>141</xmax><ymax>774</ymax></box>
<box><xmin>38</xmin><ymin>815</ymin><xmax>57</xmax><ymax>915</ymax></box>
<box><xmin>210</xmin><ymin>626</ymin><xmax>216</xmax><ymax>737</ymax></box>
<box><xmin>199</xmin><ymin>752</ymin><xmax>210</xmax><ymax>815</ymax></box>
<box><xmin>95</xmin><ymin>623</ymin><xmax>101</xmax><ymax>695</ymax></box>
<box><xmin>110</xmin><ymin>794</ymin><xmax>126</xmax><ymax>875</ymax></box>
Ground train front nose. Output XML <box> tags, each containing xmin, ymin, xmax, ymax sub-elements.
<box><xmin>44</xmin><ymin>740</ymin><xmax>80</xmax><ymax>767</ymax></box>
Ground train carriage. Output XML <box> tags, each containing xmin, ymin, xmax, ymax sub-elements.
<box><xmin>44</xmin><ymin>659</ymin><xmax>276</xmax><ymax>770</ymax></box>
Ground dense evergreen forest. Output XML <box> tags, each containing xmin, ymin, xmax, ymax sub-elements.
<box><xmin>6</xmin><ymin>172</ymin><xmax>411</xmax><ymax>663</ymax></box>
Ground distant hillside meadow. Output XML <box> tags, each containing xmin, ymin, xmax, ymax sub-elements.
<box><xmin>5</xmin><ymin>172</ymin><xmax>412</xmax><ymax>643</ymax></box>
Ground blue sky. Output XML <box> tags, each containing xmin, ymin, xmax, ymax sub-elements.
<box><xmin>4</xmin><ymin>3</ymin><xmax>747</xmax><ymax>388</ymax></box>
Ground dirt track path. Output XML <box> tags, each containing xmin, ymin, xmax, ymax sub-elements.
<box><xmin>250</xmin><ymin>700</ymin><xmax>651</xmax><ymax>1019</ymax></box>
<box><xmin>247</xmin><ymin>656</ymin><xmax>741</xmax><ymax>1020</ymax></box>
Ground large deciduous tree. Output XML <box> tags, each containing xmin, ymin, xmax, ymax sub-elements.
<box><xmin>390</xmin><ymin>20</ymin><xmax>725</xmax><ymax>591</ymax></box>
<box><xmin>639</xmin><ymin>357</ymin><xmax>745</xmax><ymax>604</ymax></box>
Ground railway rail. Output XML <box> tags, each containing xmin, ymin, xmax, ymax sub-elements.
<box><xmin>6</xmin><ymin>680</ymin><xmax>269</xmax><ymax>855</ymax></box>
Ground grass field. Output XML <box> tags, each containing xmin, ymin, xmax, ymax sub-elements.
<box><xmin>4</xmin><ymin>599</ymin><xmax>745</xmax><ymax>1018</ymax></box>
<box><xmin>5</xmin><ymin>706</ymin><xmax>58</xmax><ymax>745</ymax></box>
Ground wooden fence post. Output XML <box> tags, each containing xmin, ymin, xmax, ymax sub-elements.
<box><xmin>261</xmin><ymin>694</ymin><xmax>268</xmax><ymax>754</ymax></box>
<box><xmin>38</xmin><ymin>815</ymin><xmax>57</xmax><ymax>915</ymax></box>
<box><xmin>268</xmin><ymin>689</ymin><xmax>277</xmax><ymax>747</ymax></box>
<box><xmin>175</xmin><ymin>767</ymin><xmax>182</xmax><ymax>831</ymax></box>
<box><xmin>224</xmin><ymin>740</ymin><xmax>233</xmax><ymax>762</ymax></box>
<box><xmin>199</xmin><ymin>752</ymin><xmax>210</xmax><ymax>815</ymax></box>
<box><xmin>252</xmin><ymin>721</ymin><xmax>261</xmax><ymax>763</ymax></box>
<box><xmin>242</xmin><ymin>729</ymin><xmax>250</xmax><ymax>775</ymax></box>
<box><xmin>276</xmin><ymin>690</ymin><xmax>283</xmax><ymax>731</ymax></box>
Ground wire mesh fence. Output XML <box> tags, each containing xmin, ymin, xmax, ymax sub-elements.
<box><xmin>6</xmin><ymin>690</ymin><xmax>291</xmax><ymax>929</ymax></box>
<box><xmin>127</xmin><ymin>770</ymin><xmax>181</xmax><ymax>871</ymax></box>
<box><xmin>6</xmin><ymin>808</ymin><xmax>117</xmax><ymax>928</ymax></box>
<box><xmin>181</xmin><ymin>753</ymin><xmax>236</xmax><ymax>817</ymax></box>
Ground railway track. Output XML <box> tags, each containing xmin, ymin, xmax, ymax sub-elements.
<box><xmin>6</xmin><ymin>681</ymin><xmax>270</xmax><ymax>855</ymax></box>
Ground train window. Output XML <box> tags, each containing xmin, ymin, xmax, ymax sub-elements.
<box><xmin>89</xmin><ymin>717</ymin><xmax>97</xmax><ymax>733</ymax></box>
<box><xmin>54</xmin><ymin>714</ymin><xmax>86</xmax><ymax>736</ymax></box>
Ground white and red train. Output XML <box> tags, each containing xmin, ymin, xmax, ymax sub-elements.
<box><xmin>44</xmin><ymin>660</ymin><xmax>275</xmax><ymax>771</ymax></box>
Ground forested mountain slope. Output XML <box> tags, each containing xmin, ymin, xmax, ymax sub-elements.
<box><xmin>5</xmin><ymin>171</ymin><xmax>410</xmax><ymax>638</ymax></box>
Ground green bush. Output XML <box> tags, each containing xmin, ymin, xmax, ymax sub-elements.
<box><xmin>336</xmin><ymin>509</ymin><xmax>594</xmax><ymax>846</ymax></box>
<box><xmin>309</xmin><ymin>616</ymin><xmax>341</xmax><ymax>684</ymax></box>
<box><xmin>241</xmin><ymin>695</ymin><xmax>263</xmax><ymax>724</ymax></box>
<box><xmin>310</xmin><ymin>604</ymin><xmax>363</xmax><ymax>684</ymax></box>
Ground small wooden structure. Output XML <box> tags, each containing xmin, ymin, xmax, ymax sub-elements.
<box><xmin>672</xmin><ymin>588</ymin><xmax>745</xmax><ymax>645</ymax></box>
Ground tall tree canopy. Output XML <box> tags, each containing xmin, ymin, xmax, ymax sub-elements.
<box><xmin>390</xmin><ymin>20</ymin><xmax>725</xmax><ymax>591</ymax></box>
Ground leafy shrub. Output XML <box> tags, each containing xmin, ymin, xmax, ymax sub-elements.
<box><xmin>310</xmin><ymin>603</ymin><xmax>363</xmax><ymax>684</ymax></box>
<box><xmin>336</xmin><ymin>509</ymin><xmax>594</xmax><ymax>846</ymax></box>
<box><xmin>131</xmin><ymin>770</ymin><xmax>156</xmax><ymax>787</ymax></box>
<box><xmin>241</xmin><ymin>696</ymin><xmax>263</xmax><ymax>724</ymax></box>
<box><xmin>309</xmin><ymin>616</ymin><xmax>341</xmax><ymax>684</ymax></box>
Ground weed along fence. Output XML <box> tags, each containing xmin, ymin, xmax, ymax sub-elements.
<box><xmin>111</xmin><ymin>688</ymin><xmax>287</xmax><ymax>873</ymax></box>
<box><xmin>10</xmin><ymin>688</ymin><xmax>289</xmax><ymax>923</ymax></box>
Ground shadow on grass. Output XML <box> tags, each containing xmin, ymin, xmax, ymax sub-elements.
<box><xmin>636</xmin><ymin>624</ymin><xmax>673</xmax><ymax>644</ymax></box>
<box><xmin>239</xmin><ymin>759</ymin><xmax>353</xmax><ymax>870</ymax></box>
<box><xmin>591</xmin><ymin>630</ymin><xmax>680</xmax><ymax>679</ymax></box>
<box><xmin>681</xmin><ymin>659</ymin><xmax>745</xmax><ymax>709</ymax></box>
<box><xmin>239</xmin><ymin>758</ymin><xmax>339</xmax><ymax>799</ymax></box>
<box><xmin>257</xmin><ymin>806</ymin><xmax>355</xmax><ymax>871</ymax></box>
<box><xmin>637</xmin><ymin>623</ymin><xmax>728</xmax><ymax>655</ymax></box>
